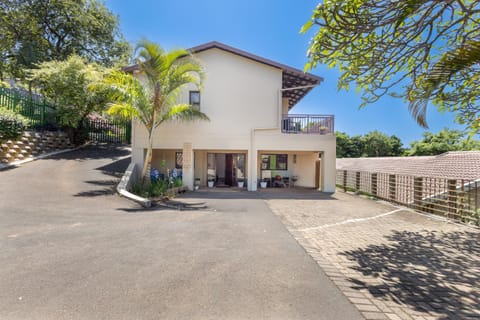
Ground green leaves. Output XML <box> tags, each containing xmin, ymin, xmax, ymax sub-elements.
<box><xmin>104</xmin><ymin>39</ymin><xmax>209</xmax><ymax>181</ymax></box>
<box><xmin>29</xmin><ymin>55</ymin><xmax>110</xmax><ymax>128</ymax></box>
<box><xmin>407</xmin><ymin>128</ymin><xmax>480</xmax><ymax>155</ymax></box>
<box><xmin>300</xmin><ymin>20</ymin><xmax>314</xmax><ymax>34</ymax></box>
<box><xmin>0</xmin><ymin>107</ymin><xmax>29</xmax><ymax>142</ymax></box>
<box><xmin>336</xmin><ymin>130</ymin><xmax>404</xmax><ymax>158</ymax></box>
<box><xmin>0</xmin><ymin>0</ymin><xmax>131</xmax><ymax>79</ymax></box>
<box><xmin>304</xmin><ymin>0</ymin><xmax>480</xmax><ymax>135</ymax></box>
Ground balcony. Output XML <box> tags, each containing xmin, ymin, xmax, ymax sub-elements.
<box><xmin>281</xmin><ymin>114</ymin><xmax>334</xmax><ymax>135</ymax></box>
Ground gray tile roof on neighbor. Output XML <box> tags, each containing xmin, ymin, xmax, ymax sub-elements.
<box><xmin>336</xmin><ymin>151</ymin><xmax>480</xmax><ymax>180</ymax></box>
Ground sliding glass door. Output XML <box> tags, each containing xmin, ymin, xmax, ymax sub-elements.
<box><xmin>207</xmin><ymin>153</ymin><xmax>246</xmax><ymax>187</ymax></box>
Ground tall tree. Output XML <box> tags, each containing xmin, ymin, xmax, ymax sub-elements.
<box><xmin>0</xmin><ymin>0</ymin><xmax>130</xmax><ymax>79</ymax></box>
<box><xmin>303</xmin><ymin>1</ymin><xmax>480</xmax><ymax>134</ymax></box>
<box><xmin>29</xmin><ymin>55</ymin><xmax>110</xmax><ymax>144</ymax></box>
<box><xmin>407</xmin><ymin>128</ymin><xmax>480</xmax><ymax>156</ymax></box>
<box><xmin>336</xmin><ymin>131</ymin><xmax>404</xmax><ymax>158</ymax></box>
<box><xmin>362</xmin><ymin>131</ymin><xmax>404</xmax><ymax>157</ymax></box>
<box><xmin>104</xmin><ymin>40</ymin><xmax>209</xmax><ymax>182</ymax></box>
<box><xmin>336</xmin><ymin>131</ymin><xmax>363</xmax><ymax>158</ymax></box>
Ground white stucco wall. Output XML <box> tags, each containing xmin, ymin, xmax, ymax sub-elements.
<box><xmin>132</xmin><ymin>48</ymin><xmax>282</xmax><ymax>151</ymax></box>
<box><xmin>131</xmin><ymin>47</ymin><xmax>336</xmax><ymax>192</ymax></box>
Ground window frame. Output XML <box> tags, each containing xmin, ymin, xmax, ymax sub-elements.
<box><xmin>189</xmin><ymin>90</ymin><xmax>201</xmax><ymax>107</ymax></box>
<box><xmin>261</xmin><ymin>154</ymin><xmax>288</xmax><ymax>171</ymax></box>
<box><xmin>175</xmin><ymin>152</ymin><xmax>183</xmax><ymax>169</ymax></box>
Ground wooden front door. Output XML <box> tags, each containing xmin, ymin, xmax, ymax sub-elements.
<box><xmin>315</xmin><ymin>159</ymin><xmax>321</xmax><ymax>190</ymax></box>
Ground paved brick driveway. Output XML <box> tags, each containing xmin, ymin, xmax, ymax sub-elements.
<box><xmin>266</xmin><ymin>191</ymin><xmax>480</xmax><ymax>320</ymax></box>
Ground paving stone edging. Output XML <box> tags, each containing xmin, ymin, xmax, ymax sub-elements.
<box><xmin>272</xmin><ymin>213</ymin><xmax>371</xmax><ymax>320</ymax></box>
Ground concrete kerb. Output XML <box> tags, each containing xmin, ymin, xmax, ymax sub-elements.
<box><xmin>0</xmin><ymin>142</ymin><xmax>91</xmax><ymax>171</ymax></box>
<box><xmin>116</xmin><ymin>162</ymin><xmax>151</xmax><ymax>208</ymax></box>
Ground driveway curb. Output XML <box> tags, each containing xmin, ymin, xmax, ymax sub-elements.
<box><xmin>116</xmin><ymin>162</ymin><xmax>151</xmax><ymax>208</ymax></box>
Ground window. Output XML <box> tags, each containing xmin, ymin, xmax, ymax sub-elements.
<box><xmin>175</xmin><ymin>152</ymin><xmax>183</xmax><ymax>169</ymax></box>
<box><xmin>189</xmin><ymin>91</ymin><xmax>200</xmax><ymax>106</ymax></box>
<box><xmin>261</xmin><ymin>154</ymin><xmax>288</xmax><ymax>170</ymax></box>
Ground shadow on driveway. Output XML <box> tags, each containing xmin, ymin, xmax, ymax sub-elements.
<box><xmin>73</xmin><ymin>152</ymin><xmax>131</xmax><ymax>198</ymax></box>
<box><xmin>342</xmin><ymin>230</ymin><xmax>480</xmax><ymax>319</ymax></box>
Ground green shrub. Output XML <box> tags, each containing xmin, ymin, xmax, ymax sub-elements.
<box><xmin>173</xmin><ymin>177</ymin><xmax>183</xmax><ymax>188</ymax></box>
<box><xmin>0</xmin><ymin>108</ymin><xmax>29</xmax><ymax>142</ymax></box>
<box><xmin>149</xmin><ymin>180</ymin><xmax>168</xmax><ymax>197</ymax></box>
<box><xmin>130</xmin><ymin>180</ymin><xmax>169</xmax><ymax>198</ymax></box>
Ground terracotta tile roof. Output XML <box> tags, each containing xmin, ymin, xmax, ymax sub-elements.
<box><xmin>336</xmin><ymin>151</ymin><xmax>480</xmax><ymax>180</ymax></box>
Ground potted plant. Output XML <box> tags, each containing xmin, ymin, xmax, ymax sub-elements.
<box><xmin>260</xmin><ymin>178</ymin><xmax>268</xmax><ymax>189</ymax></box>
<box><xmin>319</xmin><ymin>126</ymin><xmax>328</xmax><ymax>134</ymax></box>
<box><xmin>237</xmin><ymin>178</ymin><xmax>245</xmax><ymax>188</ymax></box>
<box><xmin>207</xmin><ymin>178</ymin><xmax>215</xmax><ymax>188</ymax></box>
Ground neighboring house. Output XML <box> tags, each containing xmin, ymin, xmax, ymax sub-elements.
<box><xmin>127</xmin><ymin>41</ymin><xmax>336</xmax><ymax>192</ymax></box>
<box><xmin>336</xmin><ymin>151</ymin><xmax>480</xmax><ymax>181</ymax></box>
<box><xmin>336</xmin><ymin>151</ymin><xmax>480</xmax><ymax>212</ymax></box>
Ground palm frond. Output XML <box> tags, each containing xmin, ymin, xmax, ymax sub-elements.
<box><xmin>409</xmin><ymin>40</ymin><xmax>480</xmax><ymax>128</ymax></box>
<box><xmin>107</xmin><ymin>102</ymin><xmax>138</xmax><ymax>119</ymax></box>
<box><xmin>157</xmin><ymin>104</ymin><xmax>209</xmax><ymax>128</ymax></box>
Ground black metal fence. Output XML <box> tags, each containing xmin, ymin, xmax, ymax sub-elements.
<box><xmin>282</xmin><ymin>114</ymin><xmax>334</xmax><ymax>134</ymax></box>
<box><xmin>84</xmin><ymin>118</ymin><xmax>131</xmax><ymax>144</ymax></box>
<box><xmin>1</xmin><ymin>87</ymin><xmax>131</xmax><ymax>144</ymax></box>
<box><xmin>336</xmin><ymin>169</ymin><xmax>480</xmax><ymax>227</ymax></box>
<box><xmin>0</xmin><ymin>87</ymin><xmax>57</xmax><ymax>128</ymax></box>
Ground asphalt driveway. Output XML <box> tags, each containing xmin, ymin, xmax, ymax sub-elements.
<box><xmin>0</xmin><ymin>145</ymin><xmax>362</xmax><ymax>320</ymax></box>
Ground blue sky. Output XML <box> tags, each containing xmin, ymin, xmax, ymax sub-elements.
<box><xmin>104</xmin><ymin>0</ymin><xmax>464</xmax><ymax>146</ymax></box>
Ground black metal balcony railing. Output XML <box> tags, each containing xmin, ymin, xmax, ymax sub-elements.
<box><xmin>281</xmin><ymin>114</ymin><xmax>334</xmax><ymax>134</ymax></box>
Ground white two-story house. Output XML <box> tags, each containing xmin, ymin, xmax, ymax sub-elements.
<box><xmin>127</xmin><ymin>41</ymin><xmax>336</xmax><ymax>192</ymax></box>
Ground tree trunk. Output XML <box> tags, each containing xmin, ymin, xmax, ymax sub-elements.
<box><xmin>66</xmin><ymin>117</ymin><xmax>88</xmax><ymax>146</ymax></box>
<box><xmin>141</xmin><ymin>127</ymin><xmax>155</xmax><ymax>184</ymax></box>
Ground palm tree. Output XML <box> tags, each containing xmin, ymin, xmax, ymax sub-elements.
<box><xmin>104</xmin><ymin>40</ymin><xmax>209</xmax><ymax>182</ymax></box>
<box><xmin>409</xmin><ymin>40</ymin><xmax>480</xmax><ymax>128</ymax></box>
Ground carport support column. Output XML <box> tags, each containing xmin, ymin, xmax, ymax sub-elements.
<box><xmin>182</xmin><ymin>142</ymin><xmax>194</xmax><ymax>191</ymax></box>
<box><xmin>322</xmin><ymin>147</ymin><xmax>336</xmax><ymax>192</ymax></box>
<box><xmin>248</xmin><ymin>149</ymin><xmax>257</xmax><ymax>191</ymax></box>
